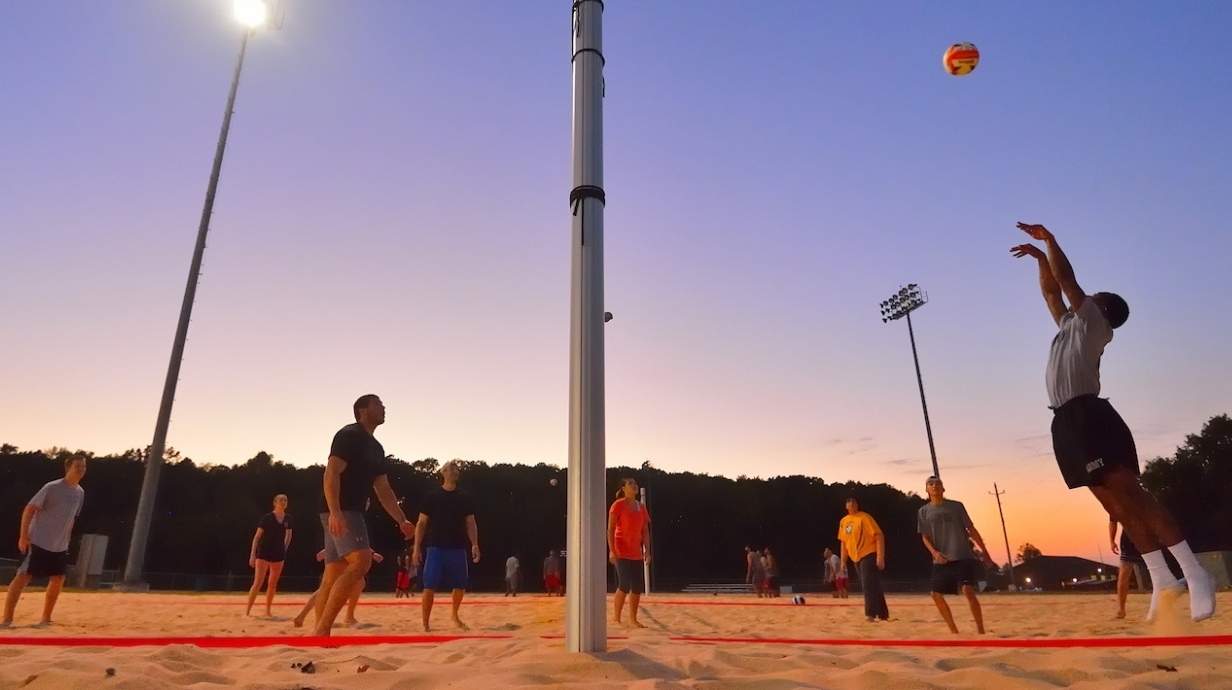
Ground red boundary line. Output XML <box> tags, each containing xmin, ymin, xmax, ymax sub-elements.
<box><xmin>2</xmin><ymin>633</ymin><xmax>1229</xmax><ymax>650</ymax></box>
<box><xmin>0</xmin><ymin>634</ymin><xmax>510</xmax><ymax>648</ymax></box>
<box><xmin>671</xmin><ymin>634</ymin><xmax>1232</xmax><ymax>649</ymax></box>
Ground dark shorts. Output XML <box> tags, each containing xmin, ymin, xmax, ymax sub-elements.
<box><xmin>615</xmin><ymin>558</ymin><xmax>645</xmax><ymax>595</ymax></box>
<box><xmin>1051</xmin><ymin>395</ymin><xmax>1139</xmax><ymax>489</ymax></box>
<box><xmin>18</xmin><ymin>544</ymin><xmax>69</xmax><ymax>579</ymax></box>
<box><xmin>1119</xmin><ymin>530</ymin><xmax>1143</xmax><ymax>565</ymax></box>
<box><xmin>422</xmin><ymin>547</ymin><xmax>469</xmax><ymax>591</ymax></box>
<box><xmin>930</xmin><ymin>559</ymin><xmax>978</xmax><ymax>595</ymax></box>
<box><xmin>255</xmin><ymin>545</ymin><xmax>286</xmax><ymax>563</ymax></box>
<box><xmin>319</xmin><ymin>511</ymin><xmax>370</xmax><ymax>564</ymax></box>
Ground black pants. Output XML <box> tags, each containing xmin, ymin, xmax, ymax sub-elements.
<box><xmin>857</xmin><ymin>554</ymin><xmax>889</xmax><ymax>620</ymax></box>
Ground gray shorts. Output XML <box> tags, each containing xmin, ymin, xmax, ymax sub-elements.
<box><xmin>319</xmin><ymin>511</ymin><xmax>370</xmax><ymax>564</ymax></box>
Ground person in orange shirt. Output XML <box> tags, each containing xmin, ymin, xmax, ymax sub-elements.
<box><xmin>839</xmin><ymin>496</ymin><xmax>888</xmax><ymax>622</ymax></box>
<box><xmin>608</xmin><ymin>478</ymin><xmax>651</xmax><ymax>628</ymax></box>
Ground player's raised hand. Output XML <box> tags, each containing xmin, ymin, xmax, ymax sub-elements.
<box><xmin>1016</xmin><ymin>222</ymin><xmax>1053</xmax><ymax>241</ymax></box>
<box><xmin>1011</xmin><ymin>244</ymin><xmax>1046</xmax><ymax>260</ymax></box>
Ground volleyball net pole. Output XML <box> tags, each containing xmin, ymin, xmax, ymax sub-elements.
<box><xmin>566</xmin><ymin>0</ymin><xmax>608</xmax><ymax>654</ymax></box>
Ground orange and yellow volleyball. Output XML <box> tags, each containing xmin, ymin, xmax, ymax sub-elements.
<box><xmin>943</xmin><ymin>42</ymin><xmax>980</xmax><ymax>76</ymax></box>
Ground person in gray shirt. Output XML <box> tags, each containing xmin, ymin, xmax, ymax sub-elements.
<box><xmin>917</xmin><ymin>476</ymin><xmax>993</xmax><ymax>634</ymax></box>
<box><xmin>3</xmin><ymin>454</ymin><xmax>87</xmax><ymax>628</ymax></box>
<box><xmin>1013</xmin><ymin>222</ymin><xmax>1215</xmax><ymax>623</ymax></box>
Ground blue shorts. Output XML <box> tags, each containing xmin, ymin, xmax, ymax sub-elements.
<box><xmin>422</xmin><ymin>547</ymin><xmax>469</xmax><ymax>591</ymax></box>
<box><xmin>318</xmin><ymin>511</ymin><xmax>370</xmax><ymax>564</ymax></box>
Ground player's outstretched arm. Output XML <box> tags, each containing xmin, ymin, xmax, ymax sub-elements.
<box><xmin>1012</xmin><ymin>242</ymin><xmax>1066</xmax><ymax>326</ymax></box>
<box><xmin>1017</xmin><ymin>223</ymin><xmax>1087</xmax><ymax>310</ymax></box>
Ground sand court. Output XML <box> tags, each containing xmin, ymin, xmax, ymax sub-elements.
<box><xmin>1</xmin><ymin>592</ymin><xmax>1230</xmax><ymax>689</ymax></box>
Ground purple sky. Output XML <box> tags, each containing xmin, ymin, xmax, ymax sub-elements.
<box><xmin>3</xmin><ymin>1</ymin><xmax>1230</xmax><ymax>562</ymax></box>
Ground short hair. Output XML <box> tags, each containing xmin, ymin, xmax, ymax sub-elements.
<box><xmin>64</xmin><ymin>454</ymin><xmax>86</xmax><ymax>470</ymax></box>
<box><xmin>439</xmin><ymin>459</ymin><xmax>459</xmax><ymax>475</ymax></box>
<box><xmin>1095</xmin><ymin>292</ymin><xmax>1130</xmax><ymax>329</ymax></box>
<box><xmin>845</xmin><ymin>495</ymin><xmax>859</xmax><ymax>504</ymax></box>
<box><xmin>353</xmin><ymin>394</ymin><xmax>380</xmax><ymax>421</ymax></box>
<box><xmin>274</xmin><ymin>494</ymin><xmax>288</xmax><ymax>503</ymax></box>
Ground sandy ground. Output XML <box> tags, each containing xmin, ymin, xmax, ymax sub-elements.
<box><xmin>2</xmin><ymin>589</ymin><xmax>1230</xmax><ymax>689</ymax></box>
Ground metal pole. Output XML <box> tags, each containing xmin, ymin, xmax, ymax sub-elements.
<box><xmin>905</xmin><ymin>311</ymin><xmax>940</xmax><ymax>479</ymax></box>
<box><xmin>640</xmin><ymin>487</ymin><xmax>650</xmax><ymax>595</ymax></box>
<box><xmin>566</xmin><ymin>0</ymin><xmax>606</xmax><ymax>654</ymax></box>
<box><xmin>121</xmin><ymin>31</ymin><xmax>252</xmax><ymax>588</ymax></box>
<box><xmin>991</xmin><ymin>483</ymin><xmax>1015</xmax><ymax>589</ymax></box>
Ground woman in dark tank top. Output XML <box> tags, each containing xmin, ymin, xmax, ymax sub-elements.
<box><xmin>246</xmin><ymin>494</ymin><xmax>293</xmax><ymax>617</ymax></box>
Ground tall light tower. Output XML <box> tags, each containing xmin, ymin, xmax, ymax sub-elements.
<box><xmin>566</xmin><ymin>0</ymin><xmax>607</xmax><ymax>654</ymax></box>
<box><xmin>120</xmin><ymin>0</ymin><xmax>272</xmax><ymax>589</ymax></box>
<box><xmin>879</xmin><ymin>284</ymin><xmax>940</xmax><ymax>479</ymax></box>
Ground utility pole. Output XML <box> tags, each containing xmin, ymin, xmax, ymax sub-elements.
<box><xmin>991</xmin><ymin>483</ymin><xmax>1015</xmax><ymax>589</ymax></box>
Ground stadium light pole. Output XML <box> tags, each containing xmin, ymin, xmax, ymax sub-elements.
<box><xmin>879</xmin><ymin>284</ymin><xmax>940</xmax><ymax>479</ymax></box>
<box><xmin>566</xmin><ymin>0</ymin><xmax>607</xmax><ymax>653</ymax></box>
<box><xmin>120</xmin><ymin>0</ymin><xmax>271</xmax><ymax>589</ymax></box>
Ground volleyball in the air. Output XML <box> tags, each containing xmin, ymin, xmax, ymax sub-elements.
<box><xmin>550</xmin><ymin>478</ymin><xmax>558</xmax><ymax>486</ymax></box>
<box><xmin>791</xmin><ymin>595</ymin><xmax>806</xmax><ymax>605</ymax></box>
<box><xmin>943</xmin><ymin>43</ymin><xmax>979</xmax><ymax>76</ymax></box>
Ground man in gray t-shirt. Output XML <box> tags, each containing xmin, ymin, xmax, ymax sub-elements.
<box><xmin>917</xmin><ymin>476</ymin><xmax>993</xmax><ymax>634</ymax></box>
<box><xmin>3</xmin><ymin>455</ymin><xmax>87</xmax><ymax>627</ymax></box>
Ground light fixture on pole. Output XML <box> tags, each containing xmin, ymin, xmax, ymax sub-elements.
<box><xmin>566</xmin><ymin>0</ymin><xmax>607</xmax><ymax>653</ymax></box>
<box><xmin>879</xmin><ymin>283</ymin><xmax>940</xmax><ymax>479</ymax></box>
<box><xmin>120</xmin><ymin>0</ymin><xmax>272</xmax><ymax>590</ymax></box>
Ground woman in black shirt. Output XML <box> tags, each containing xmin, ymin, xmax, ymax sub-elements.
<box><xmin>246</xmin><ymin>494</ymin><xmax>293</xmax><ymax>616</ymax></box>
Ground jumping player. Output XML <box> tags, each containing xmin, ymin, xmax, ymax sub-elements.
<box><xmin>1013</xmin><ymin>223</ymin><xmax>1215</xmax><ymax>621</ymax></box>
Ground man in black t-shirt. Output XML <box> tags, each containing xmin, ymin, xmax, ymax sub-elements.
<box><xmin>312</xmin><ymin>394</ymin><xmax>416</xmax><ymax>636</ymax></box>
<box><xmin>413</xmin><ymin>460</ymin><xmax>479</xmax><ymax>632</ymax></box>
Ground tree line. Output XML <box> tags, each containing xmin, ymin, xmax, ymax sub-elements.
<box><xmin>1</xmin><ymin>413</ymin><xmax>1225</xmax><ymax>589</ymax></box>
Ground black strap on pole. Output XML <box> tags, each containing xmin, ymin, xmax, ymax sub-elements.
<box><xmin>570</xmin><ymin>185</ymin><xmax>606</xmax><ymax>215</ymax></box>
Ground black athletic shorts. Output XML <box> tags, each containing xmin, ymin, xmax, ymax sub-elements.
<box><xmin>614</xmin><ymin>558</ymin><xmax>645</xmax><ymax>595</ymax></box>
<box><xmin>18</xmin><ymin>544</ymin><xmax>69</xmax><ymax>579</ymax></box>
<box><xmin>930</xmin><ymin>558</ymin><xmax>978</xmax><ymax>595</ymax></box>
<box><xmin>1050</xmin><ymin>395</ymin><xmax>1139</xmax><ymax>489</ymax></box>
<box><xmin>1119</xmin><ymin>529</ymin><xmax>1143</xmax><ymax>565</ymax></box>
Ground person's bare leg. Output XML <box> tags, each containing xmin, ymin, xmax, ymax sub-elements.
<box><xmin>613</xmin><ymin>589</ymin><xmax>626</xmax><ymax>625</ymax></box>
<box><xmin>293</xmin><ymin>590</ymin><xmax>318</xmax><ymax>628</ymax></box>
<box><xmin>931</xmin><ymin>592</ymin><xmax>958</xmax><ymax>633</ymax></box>
<box><xmin>1091</xmin><ymin>469</ymin><xmax>1214</xmax><ymax>620</ymax></box>
<box><xmin>38</xmin><ymin>576</ymin><xmax>65</xmax><ymax>625</ymax></box>
<box><xmin>246</xmin><ymin>561</ymin><xmax>268</xmax><ymax>616</ymax></box>
<box><xmin>962</xmin><ymin>586</ymin><xmax>985</xmax><ymax>634</ymax></box>
<box><xmin>628</xmin><ymin>593</ymin><xmax>645</xmax><ymax>628</ymax></box>
<box><xmin>450</xmin><ymin>589</ymin><xmax>468</xmax><ymax>630</ymax></box>
<box><xmin>1116</xmin><ymin>563</ymin><xmax>1132</xmax><ymax>619</ymax></box>
<box><xmin>314</xmin><ymin>561</ymin><xmax>346</xmax><ymax>626</ymax></box>
<box><xmin>264</xmin><ymin>561</ymin><xmax>284</xmax><ymax>617</ymax></box>
<box><xmin>3</xmin><ymin>572</ymin><xmax>31</xmax><ymax>625</ymax></box>
<box><xmin>421</xmin><ymin>589</ymin><xmax>435</xmax><ymax>632</ymax></box>
<box><xmin>344</xmin><ymin>577</ymin><xmax>365</xmax><ymax>626</ymax></box>
<box><xmin>312</xmin><ymin>550</ymin><xmax>371</xmax><ymax>636</ymax></box>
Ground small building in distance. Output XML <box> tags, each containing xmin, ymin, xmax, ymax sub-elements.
<box><xmin>1011</xmin><ymin>556</ymin><xmax>1113</xmax><ymax>591</ymax></box>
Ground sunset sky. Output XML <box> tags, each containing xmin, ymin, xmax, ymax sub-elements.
<box><xmin>2</xmin><ymin>1</ymin><xmax>1230</xmax><ymax>566</ymax></box>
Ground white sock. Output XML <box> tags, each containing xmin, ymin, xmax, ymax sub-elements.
<box><xmin>1166</xmin><ymin>541</ymin><xmax>1202</xmax><ymax>581</ymax></box>
<box><xmin>1168</xmin><ymin>541</ymin><xmax>1217</xmax><ymax>621</ymax></box>
<box><xmin>1142</xmin><ymin>550</ymin><xmax>1178</xmax><ymax>589</ymax></box>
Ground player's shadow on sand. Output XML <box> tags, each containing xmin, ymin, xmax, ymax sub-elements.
<box><xmin>591</xmin><ymin>649</ymin><xmax>686</xmax><ymax>681</ymax></box>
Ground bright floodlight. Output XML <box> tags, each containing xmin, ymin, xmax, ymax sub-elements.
<box><xmin>233</xmin><ymin>0</ymin><xmax>267</xmax><ymax>28</ymax></box>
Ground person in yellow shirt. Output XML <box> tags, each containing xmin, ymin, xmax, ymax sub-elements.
<box><xmin>839</xmin><ymin>496</ymin><xmax>888</xmax><ymax>622</ymax></box>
